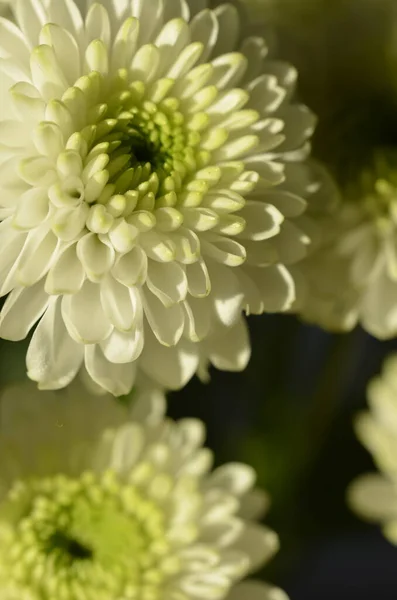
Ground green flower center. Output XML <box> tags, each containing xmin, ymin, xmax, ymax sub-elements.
<box><xmin>347</xmin><ymin>149</ymin><xmax>397</xmax><ymax>230</ymax></box>
<box><xmin>0</xmin><ymin>471</ymin><xmax>179</xmax><ymax>599</ymax></box>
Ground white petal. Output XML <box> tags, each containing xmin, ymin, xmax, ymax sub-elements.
<box><xmin>165</xmin><ymin>42</ymin><xmax>203</xmax><ymax>80</ymax></box>
<box><xmin>11</xmin><ymin>81</ymin><xmax>46</xmax><ymax>122</ymax></box>
<box><xmin>206</xmin><ymin>318</ymin><xmax>251</xmax><ymax>372</ymax></box>
<box><xmin>27</xmin><ymin>297</ymin><xmax>84</xmax><ymax>390</ymax></box>
<box><xmin>140</xmin><ymin>328</ymin><xmax>199</xmax><ymax>389</ymax></box>
<box><xmin>243</xmin><ymin>265</ymin><xmax>295</xmax><ymax>313</ymax></box>
<box><xmin>143</xmin><ymin>288</ymin><xmax>184</xmax><ymax>346</ymax></box>
<box><xmin>361</xmin><ymin>266</ymin><xmax>397</xmax><ymax>339</ymax></box>
<box><xmin>231</xmin><ymin>524</ymin><xmax>279</xmax><ymax>571</ymax></box>
<box><xmin>85</xmin><ymin>343</ymin><xmax>136</xmax><ymax>396</ymax></box>
<box><xmin>180</xmin><ymin>572</ymin><xmax>230</xmax><ymax>599</ymax></box>
<box><xmin>85</xmin><ymin>39</ymin><xmax>108</xmax><ymax>75</ymax></box>
<box><xmin>50</xmin><ymin>204</ymin><xmax>89</xmax><ymax>241</ymax></box>
<box><xmin>183</xmin><ymin>296</ymin><xmax>211</xmax><ymax>342</ymax></box>
<box><xmin>0</xmin><ymin>223</ymin><xmax>27</xmax><ymax>295</ymax></box>
<box><xmin>62</xmin><ymin>280</ymin><xmax>113</xmax><ymax>343</ymax></box>
<box><xmin>45</xmin><ymin>243</ymin><xmax>85</xmax><ymax>295</ymax></box>
<box><xmin>13</xmin><ymin>188</ymin><xmax>49</xmax><ymax>230</ymax></box>
<box><xmin>76</xmin><ymin>233</ymin><xmax>115</xmax><ymax>282</ymax></box>
<box><xmin>155</xmin><ymin>18</ymin><xmax>191</xmax><ymax>75</ymax></box>
<box><xmin>207</xmin><ymin>463</ymin><xmax>256</xmax><ymax>496</ymax></box>
<box><xmin>208</xmin><ymin>52</ymin><xmax>247</xmax><ymax>90</ymax></box>
<box><xmin>112</xmin><ymin>246</ymin><xmax>148</xmax><ymax>286</ymax></box>
<box><xmin>147</xmin><ymin>260</ymin><xmax>187</xmax><ymax>307</ymax></box>
<box><xmin>240</xmin><ymin>37</ymin><xmax>268</xmax><ymax>86</ymax></box>
<box><xmin>0</xmin><ymin>281</ymin><xmax>48</xmax><ymax>341</ymax></box>
<box><xmin>270</xmin><ymin>220</ymin><xmax>310</xmax><ymax>265</ymax></box>
<box><xmin>85</xmin><ymin>2</ymin><xmax>111</xmax><ymax>48</ymax></box>
<box><xmin>110</xmin><ymin>17</ymin><xmax>139</xmax><ymax>71</ymax></box>
<box><xmin>46</xmin><ymin>0</ymin><xmax>84</xmax><ymax>43</ymax></box>
<box><xmin>0</xmin><ymin>119</ymin><xmax>28</xmax><ymax>148</ymax></box>
<box><xmin>265</xmin><ymin>60</ymin><xmax>298</xmax><ymax>103</ymax></box>
<box><xmin>0</xmin><ymin>17</ymin><xmax>30</xmax><ymax>67</ymax></box>
<box><xmin>238</xmin><ymin>201</ymin><xmax>283</xmax><ymax>241</ymax></box>
<box><xmin>208</xmin><ymin>262</ymin><xmax>243</xmax><ymax>327</ymax></box>
<box><xmin>100</xmin><ymin>327</ymin><xmax>144</xmax><ymax>364</ymax></box>
<box><xmin>131</xmin><ymin>0</ymin><xmax>162</xmax><ymax>45</ymax></box>
<box><xmin>275</xmin><ymin>105</ymin><xmax>316</xmax><ymax>153</ymax></box>
<box><xmin>16</xmin><ymin>227</ymin><xmax>59</xmax><ymax>286</ymax></box>
<box><xmin>189</xmin><ymin>9</ymin><xmax>219</xmax><ymax>64</ymax></box>
<box><xmin>263</xmin><ymin>190</ymin><xmax>307</xmax><ymax>218</ymax></box>
<box><xmin>186</xmin><ymin>259</ymin><xmax>211</xmax><ymax>297</ymax></box>
<box><xmin>130</xmin><ymin>44</ymin><xmax>160</xmax><ymax>83</ymax></box>
<box><xmin>202</xmin><ymin>235</ymin><xmax>246</xmax><ymax>267</ymax></box>
<box><xmin>212</xmin><ymin>4</ymin><xmax>239</xmax><ymax>56</ymax></box>
<box><xmin>100</xmin><ymin>276</ymin><xmax>142</xmax><ymax>332</ymax></box>
<box><xmin>348</xmin><ymin>474</ymin><xmax>397</xmax><ymax>522</ymax></box>
<box><xmin>15</xmin><ymin>0</ymin><xmax>46</xmax><ymax>48</ymax></box>
<box><xmin>30</xmin><ymin>43</ymin><xmax>70</xmax><ymax>101</ymax></box>
<box><xmin>246</xmin><ymin>74</ymin><xmax>286</xmax><ymax>116</ymax></box>
<box><xmin>108</xmin><ymin>423</ymin><xmax>145</xmax><ymax>473</ymax></box>
<box><xmin>39</xmin><ymin>23</ymin><xmax>81</xmax><ymax>85</ymax></box>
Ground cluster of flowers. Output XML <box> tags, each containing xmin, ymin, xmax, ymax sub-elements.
<box><xmin>2</xmin><ymin>0</ymin><xmax>397</xmax><ymax>593</ymax></box>
<box><xmin>0</xmin><ymin>0</ymin><xmax>319</xmax><ymax>595</ymax></box>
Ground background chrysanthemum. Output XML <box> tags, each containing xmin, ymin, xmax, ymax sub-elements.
<box><xmin>269</xmin><ymin>0</ymin><xmax>397</xmax><ymax>338</ymax></box>
<box><xmin>0</xmin><ymin>0</ymin><xmax>322</xmax><ymax>395</ymax></box>
<box><xmin>0</xmin><ymin>381</ymin><xmax>288</xmax><ymax>600</ymax></box>
<box><xmin>348</xmin><ymin>353</ymin><xmax>397</xmax><ymax>544</ymax></box>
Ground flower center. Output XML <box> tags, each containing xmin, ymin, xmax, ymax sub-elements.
<box><xmin>48</xmin><ymin>530</ymin><xmax>93</xmax><ymax>562</ymax></box>
<box><xmin>0</xmin><ymin>471</ymin><xmax>177</xmax><ymax>598</ymax></box>
<box><xmin>347</xmin><ymin>149</ymin><xmax>397</xmax><ymax>231</ymax></box>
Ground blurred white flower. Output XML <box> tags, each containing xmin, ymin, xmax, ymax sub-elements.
<box><xmin>0</xmin><ymin>382</ymin><xmax>287</xmax><ymax>600</ymax></box>
<box><xmin>294</xmin><ymin>152</ymin><xmax>397</xmax><ymax>338</ymax></box>
<box><xmin>348</xmin><ymin>354</ymin><xmax>397</xmax><ymax>543</ymax></box>
<box><xmin>0</xmin><ymin>0</ymin><xmax>319</xmax><ymax>394</ymax></box>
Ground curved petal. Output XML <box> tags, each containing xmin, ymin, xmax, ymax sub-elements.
<box><xmin>206</xmin><ymin>318</ymin><xmax>251</xmax><ymax>372</ymax></box>
<box><xmin>27</xmin><ymin>297</ymin><xmax>84</xmax><ymax>390</ymax></box>
<box><xmin>45</xmin><ymin>243</ymin><xmax>85</xmax><ymax>295</ymax></box>
<box><xmin>143</xmin><ymin>287</ymin><xmax>185</xmax><ymax>346</ymax></box>
<box><xmin>0</xmin><ymin>280</ymin><xmax>48</xmax><ymax>341</ymax></box>
<box><xmin>100</xmin><ymin>276</ymin><xmax>142</xmax><ymax>332</ymax></box>
<box><xmin>100</xmin><ymin>327</ymin><xmax>144</xmax><ymax>364</ymax></box>
<box><xmin>147</xmin><ymin>260</ymin><xmax>188</xmax><ymax>307</ymax></box>
<box><xmin>85</xmin><ymin>343</ymin><xmax>137</xmax><ymax>396</ymax></box>
<box><xmin>140</xmin><ymin>328</ymin><xmax>199</xmax><ymax>389</ymax></box>
<box><xmin>62</xmin><ymin>280</ymin><xmax>113</xmax><ymax>343</ymax></box>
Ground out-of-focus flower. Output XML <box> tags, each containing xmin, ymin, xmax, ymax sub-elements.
<box><xmin>0</xmin><ymin>0</ymin><xmax>321</xmax><ymax>395</ymax></box>
<box><xmin>267</xmin><ymin>0</ymin><xmax>397</xmax><ymax>338</ymax></box>
<box><xmin>0</xmin><ymin>381</ymin><xmax>287</xmax><ymax>600</ymax></box>
<box><xmin>294</xmin><ymin>152</ymin><xmax>397</xmax><ymax>338</ymax></box>
<box><xmin>348</xmin><ymin>354</ymin><xmax>397</xmax><ymax>543</ymax></box>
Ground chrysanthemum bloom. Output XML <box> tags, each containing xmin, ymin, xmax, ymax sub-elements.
<box><xmin>293</xmin><ymin>153</ymin><xmax>397</xmax><ymax>338</ymax></box>
<box><xmin>278</xmin><ymin>0</ymin><xmax>397</xmax><ymax>338</ymax></box>
<box><xmin>0</xmin><ymin>382</ymin><xmax>288</xmax><ymax>600</ymax></box>
<box><xmin>348</xmin><ymin>354</ymin><xmax>397</xmax><ymax>543</ymax></box>
<box><xmin>0</xmin><ymin>0</ymin><xmax>318</xmax><ymax>394</ymax></box>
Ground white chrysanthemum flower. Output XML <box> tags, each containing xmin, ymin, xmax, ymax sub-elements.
<box><xmin>0</xmin><ymin>0</ymin><xmax>317</xmax><ymax>395</ymax></box>
<box><xmin>0</xmin><ymin>382</ymin><xmax>287</xmax><ymax>600</ymax></box>
<box><xmin>348</xmin><ymin>354</ymin><xmax>397</xmax><ymax>543</ymax></box>
<box><xmin>293</xmin><ymin>152</ymin><xmax>397</xmax><ymax>338</ymax></box>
